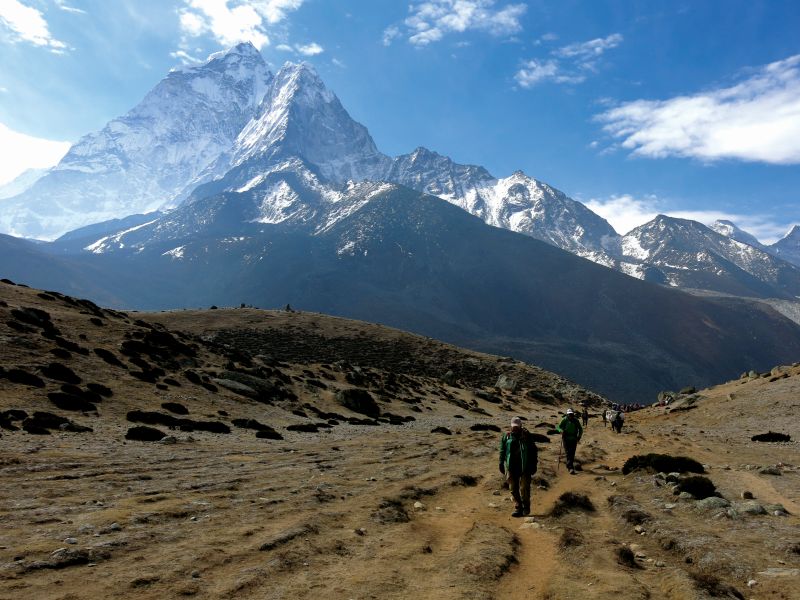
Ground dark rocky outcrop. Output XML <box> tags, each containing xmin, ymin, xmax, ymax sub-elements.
<box><xmin>622</xmin><ymin>454</ymin><xmax>705</xmax><ymax>475</ymax></box>
<box><xmin>125</xmin><ymin>426</ymin><xmax>166</xmax><ymax>441</ymax></box>
<box><xmin>3</xmin><ymin>368</ymin><xmax>45</xmax><ymax>388</ymax></box>
<box><xmin>40</xmin><ymin>362</ymin><xmax>82</xmax><ymax>384</ymax></box>
<box><xmin>161</xmin><ymin>402</ymin><xmax>189</xmax><ymax>415</ymax></box>
<box><xmin>47</xmin><ymin>392</ymin><xmax>96</xmax><ymax>412</ymax></box>
<box><xmin>336</xmin><ymin>388</ymin><xmax>380</xmax><ymax>417</ymax></box>
<box><xmin>751</xmin><ymin>431</ymin><xmax>791</xmax><ymax>442</ymax></box>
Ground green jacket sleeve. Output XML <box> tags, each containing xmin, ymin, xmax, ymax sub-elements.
<box><xmin>499</xmin><ymin>433</ymin><xmax>507</xmax><ymax>464</ymax></box>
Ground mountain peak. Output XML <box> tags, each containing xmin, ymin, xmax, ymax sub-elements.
<box><xmin>711</xmin><ymin>219</ymin><xmax>764</xmax><ymax>248</ymax></box>
<box><xmin>270</xmin><ymin>61</ymin><xmax>334</xmax><ymax>105</ymax></box>
<box><xmin>785</xmin><ymin>225</ymin><xmax>800</xmax><ymax>239</ymax></box>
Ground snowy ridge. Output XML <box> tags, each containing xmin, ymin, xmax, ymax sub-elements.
<box><xmin>0</xmin><ymin>42</ymin><xmax>273</xmax><ymax>240</ymax></box>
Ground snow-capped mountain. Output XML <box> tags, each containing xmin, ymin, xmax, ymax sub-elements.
<box><xmin>382</xmin><ymin>150</ymin><xmax>618</xmax><ymax>261</ymax></box>
<box><xmin>0</xmin><ymin>168</ymin><xmax>50</xmax><ymax>200</ymax></box>
<box><xmin>0</xmin><ymin>42</ymin><xmax>272</xmax><ymax>240</ymax></box>
<box><xmin>618</xmin><ymin>215</ymin><xmax>800</xmax><ymax>299</ymax></box>
<box><xmin>183</xmin><ymin>61</ymin><xmax>618</xmax><ymax>260</ymax></box>
<box><xmin>770</xmin><ymin>226</ymin><xmax>800</xmax><ymax>267</ymax></box>
<box><xmin>710</xmin><ymin>219</ymin><xmax>766</xmax><ymax>250</ymax></box>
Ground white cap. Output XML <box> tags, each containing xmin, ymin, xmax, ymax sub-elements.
<box><xmin>510</xmin><ymin>417</ymin><xmax>522</xmax><ymax>427</ymax></box>
<box><xmin>566</xmin><ymin>408</ymin><xmax>574</xmax><ymax>415</ymax></box>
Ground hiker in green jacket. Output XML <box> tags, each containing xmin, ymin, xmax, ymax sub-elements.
<box><xmin>557</xmin><ymin>408</ymin><xmax>583</xmax><ymax>475</ymax></box>
<box><xmin>499</xmin><ymin>416</ymin><xmax>538</xmax><ymax>517</ymax></box>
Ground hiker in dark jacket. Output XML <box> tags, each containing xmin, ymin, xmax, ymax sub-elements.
<box><xmin>556</xmin><ymin>408</ymin><xmax>583</xmax><ymax>474</ymax></box>
<box><xmin>499</xmin><ymin>416</ymin><xmax>538</xmax><ymax>517</ymax></box>
<box><xmin>581</xmin><ymin>406</ymin><xmax>589</xmax><ymax>427</ymax></box>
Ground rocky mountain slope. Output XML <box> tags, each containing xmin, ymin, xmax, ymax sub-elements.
<box><xmin>0</xmin><ymin>42</ymin><xmax>272</xmax><ymax>240</ymax></box>
<box><xmin>1</xmin><ymin>281</ymin><xmax>797</xmax><ymax>600</ymax></box>
<box><xmin>618</xmin><ymin>215</ymin><xmax>800</xmax><ymax>299</ymax></box>
<box><xmin>770</xmin><ymin>226</ymin><xmax>800</xmax><ymax>267</ymax></box>
<box><xmin>4</xmin><ymin>184</ymin><xmax>800</xmax><ymax>404</ymax></box>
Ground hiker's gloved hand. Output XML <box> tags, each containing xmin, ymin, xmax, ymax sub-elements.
<box><xmin>499</xmin><ymin>462</ymin><xmax>505</xmax><ymax>475</ymax></box>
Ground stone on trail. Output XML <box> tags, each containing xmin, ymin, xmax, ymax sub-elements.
<box><xmin>695</xmin><ymin>497</ymin><xmax>730</xmax><ymax>511</ymax></box>
<box><xmin>735</xmin><ymin>501</ymin><xmax>767</xmax><ymax>515</ymax></box>
<box><xmin>758</xmin><ymin>466</ymin><xmax>782</xmax><ymax>476</ymax></box>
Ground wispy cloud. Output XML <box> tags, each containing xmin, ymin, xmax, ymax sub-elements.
<box><xmin>274</xmin><ymin>41</ymin><xmax>324</xmax><ymax>56</ymax></box>
<box><xmin>177</xmin><ymin>0</ymin><xmax>305</xmax><ymax>49</ymax></box>
<box><xmin>0</xmin><ymin>122</ymin><xmax>71</xmax><ymax>186</ymax></box>
<box><xmin>515</xmin><ymin>33</ymin><xmax>622</xmax><ymax>88</ymax></box>
<box><xmin>0</xmin><ymin>0</ymin><xmax>68</xmax><ymax>53</ymax></box>
<box><xmin>597</xmin><ymin>54</ymin><xmax>800</xmax><ymax>165</ymax></box>
<box><xmin>384</xmin><ymin>0</ymin><xmax>526</xmax><ymax>47</ymax></box>
<box><xmin>53</xmin><ymin>0</ymin><xmax>86</xmax><ymax>15</ymax></box>
<box><xmin>170</xmin><ymin>49</ymin><xmax>203</xmax><ymax>65</ymax></box>
<box><xmin>585</xmin><ymin>193</ymin><xmax>793</xmax><ymax>243</ymax></box>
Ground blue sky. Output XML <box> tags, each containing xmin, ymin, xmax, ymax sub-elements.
<box><xmin>1</xmin><ymin>0</ymin><xmax>799</xmax><ymax>241</ymax></box>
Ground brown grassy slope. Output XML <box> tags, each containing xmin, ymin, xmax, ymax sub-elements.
<box><xmin>0</xmin><ymin>281</ymin><xmax>798</xmax><ymax>600</ymax></box>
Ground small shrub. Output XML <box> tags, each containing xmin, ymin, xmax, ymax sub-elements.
<box><xmin>689</xmin><ymin>571</ymin><xmax>744</xmax><ymax>599</ymax></box>
<box><xmin>559</xmin><ymin>527</ymin><xmax>584</xmax><ymax>550</ymax></box>
<box><xmin>751</xmin><ymin>431</ymin><xmax>791</xmax><ymax>442</ymax></box>
<box><xmin>675</xmin><ymin>475</ymin><xmax>718</xmax><ymax>499</ymax></box>
<box><xmin>549</xmin><ymin>492</ymin><xmax>595</xmax><ymax>518</ymax></box>
<box><xmin>616</xmin><ymin>546</ymin><xmax>640</xmax><ymax>569</ymax></box>
<box><xmin>622</xmin><ymin>508</ymin><xmax>651</xmax><ymax>525</ymax></box>
<box><xmin>622</xmin><ymin>453</ymin><xmax>704</xmax><ymax>475</ymax></box>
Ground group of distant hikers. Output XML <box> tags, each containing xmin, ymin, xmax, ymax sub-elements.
<box><xmin>497</xmin><ymin>404</ymin><xmax>624</xmax><ymax>517</ymax></box>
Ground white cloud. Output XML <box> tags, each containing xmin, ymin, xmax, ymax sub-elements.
<box><xmin>0</xmin><ymin>0</ymin><xmax>68</xmax><ymax>52</ymax></box>
<box><xmin>295</xmin><ymin>41</ymin><xmax>323</xmax><ymax>56</ymax></box>
<box><xmin>53</xmin><ymin>0</ymin><xmax>86</xmax><ymax>15</ymax></box>
<box><xmin>597</xmin><ymin>54</ymin><xmax>800</xmax><ymax>165</ymax></box>
<box><xmin>585</xmin><ymin>193</ymin><xmax>792</xmax><ymax>243</ymax></box>
<box><xmin>584</xmin><ymin>194</ymin><xmax>660</xmax><ymax>236</ymax></box>
<box><xmin>331</xmin><ymin>57</ymin><xmax>345</xmax><ymax>68</ymax></box>
<box><xmin>0</xmin><ymin>122</ymin><xmax>70</xmax><ymax>186</ymax></box>
<box><xmin>382</xmin><ymin>25</ymin><xmax>400</xmax><ymax>46</ymax></box>
<box><xmin>516</xmin><ymin>33</ymin><xmax>622</xmax><ymax>88</ymax></box>
<box><xmin>177</xmin><ymin>0</ymin><xmax>306</xmax><ymax>49</ymax></box>
<box><xmin>275</xmin><ymin>43</ymin><xmax>293</xmax><ymax>52</ymax></box>
<box><xmin>386</xmin><ymin>0</ymin><xmax>526</xmax><ymax>47</ymax></box>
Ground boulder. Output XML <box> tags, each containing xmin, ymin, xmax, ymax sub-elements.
<box><xmin>695</xmin><ymin>497</ymin><xmax>730</xmax><ymax>511</ymax></box>
<box><xmin>495</xmin><ymin>375</ymin><xmax>517</xmax><ymax>392</ymax></box>
<box><xmin>336</xmin><ymin>388</ymin><xmax>380</xmax><ymax>417</ymax></box>
<box><xmin>735</xmin><ymin>501</ymin><xmax>767</xmax><ymax>515</ymax></box>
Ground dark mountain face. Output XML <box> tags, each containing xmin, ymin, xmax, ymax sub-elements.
<box><xmin>8</xmin><ymin>186</ymin><xmax>800</xmax><ymax>404</ymax></box>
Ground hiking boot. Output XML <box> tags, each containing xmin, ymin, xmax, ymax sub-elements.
<box><xmin>511</xmin><ymin>508</ymin><xmax>523</xmax><ymax>518</ymax></box>
<box><xmin>522</xmin><ymin>506</ymin><xmax>530</xmax><ymax>516</ymax></box>
<box><xmin>569</xmin><ymin>469</ymin><xmax>576</xmax><ymax>475</ymax></box>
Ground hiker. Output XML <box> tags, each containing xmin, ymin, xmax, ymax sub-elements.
<box><xmin>581</xmin><ymin>406</ymin><xmax>589</xmax><ymax>427</ymax></box>
<box><xmin>612</xmin><ymin>410</ymin><xmax>624</xmax><ymax>433</ymax></box>
<box><xmin>601</xmin><ymin>409</ymin><xmax>607</xmax><ymax>427</ymax></box>
<box><xmin>499</xmin><ymin>416</ymin><xmax>538</xmax><ymax>517</ymax></box>
<box><xmin>556</xmin><ymin>408</ymin><xmax>583</xmax><ymax>475</ymax></box>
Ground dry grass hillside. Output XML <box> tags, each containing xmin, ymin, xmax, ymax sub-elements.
<box><xmin>0</xmin><ymin>281</ymin><xmax>798</xmax><ymax>600</ymax></box>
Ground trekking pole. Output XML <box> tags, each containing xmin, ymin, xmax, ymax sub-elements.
<box><xmin>557</xmin><ymin>438</ymin><xmax>563</xmax><ymax>472</ymax></box>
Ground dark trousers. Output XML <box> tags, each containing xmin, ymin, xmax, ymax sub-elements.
<box><xmin>507</xmin><ymin>472</ymin><xmax>531</xmax><ymax>511</ymax></box>
<box><xmin>563</xmin><ymin>438</ymin><xmax>578</xmax><ymax>471</ymax></box>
